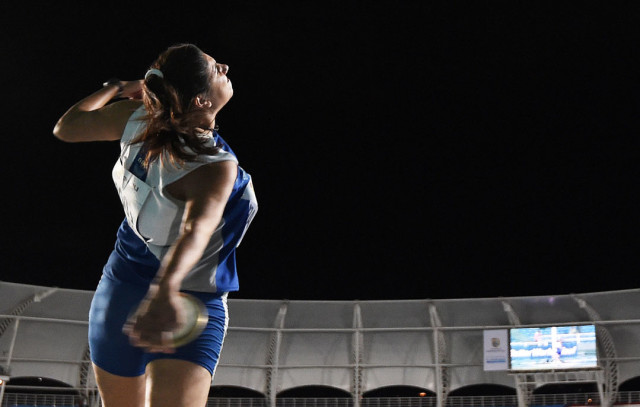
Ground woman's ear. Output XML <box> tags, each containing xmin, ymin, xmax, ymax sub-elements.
<box><xmin>195</xmin><ymin>96</ymin><xmax>213</xmax><ymax>108</ymax></box>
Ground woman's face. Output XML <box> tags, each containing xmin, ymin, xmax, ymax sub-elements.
<box><xmin>205</xmin><ymin>54</ymin><xmax>233</xmax><ymax>112</ymax></box>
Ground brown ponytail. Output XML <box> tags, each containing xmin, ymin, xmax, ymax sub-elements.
<box><xmin>132</xmin><ymin>43</ymin><xmax>220</xmax><ymax>167</ymax></box>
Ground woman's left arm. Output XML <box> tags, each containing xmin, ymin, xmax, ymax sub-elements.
<box><xmin>124</xmin><ymin>160</ymin><xmax>238</xmax><ymax>352</ymax></box>
<box><xmin>53</xmin><ymin>80</ymin><xmax>143</xmax><ymax>142</ymax></box>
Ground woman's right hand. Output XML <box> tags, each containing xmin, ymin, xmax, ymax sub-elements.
<box><xmin>53</xmin><ymin>79</ymin><xmax>144</xmax><ymax>142</ymax></box>
<box><xmin>123</xmin><ymin>285</ymin><xmax>186</xmax><ymax>353</ymax></box>
<box><xmin>120</xmin><ymin>80</ymin><xmax>144</xmax><ymax>100</ymax></box>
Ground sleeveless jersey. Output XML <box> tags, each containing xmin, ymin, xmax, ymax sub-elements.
<box><xmin>109</xmin><ymin>106</ymin><xmax>257</xmax><ymax>293</ymax></box>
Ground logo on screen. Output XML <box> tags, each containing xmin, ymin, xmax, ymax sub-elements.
<box><xmin>492</xmin><ymin>338</ymin><xmax>501</xmax><ymax>347</ymax></box>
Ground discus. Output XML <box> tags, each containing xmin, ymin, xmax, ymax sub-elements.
<box><xmin>171</xmin><ymin>293</ymin><xmax>209</xmax><ymax>347</ymax></box>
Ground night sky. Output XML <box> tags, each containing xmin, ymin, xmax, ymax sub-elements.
<box><xmin>3</xmin><ymin>2</ymin><xmax>640</xmax><ymax>301</ymax></box>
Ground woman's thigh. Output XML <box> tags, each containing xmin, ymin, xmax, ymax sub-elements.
<box><xmin>146</xmin><ymin>359</ymin><xmax>212</xmax><ymax>407</ymax></box>
<box><xmin>93</xmin><ymin>364</ymin><xmax>145</xmax><ymax>407</ymax></box>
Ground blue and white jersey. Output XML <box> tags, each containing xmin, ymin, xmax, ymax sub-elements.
<box><xmin>106</xmin><ymin>106</ymin><xmax>257</xmax><ymax>294</ymax></box>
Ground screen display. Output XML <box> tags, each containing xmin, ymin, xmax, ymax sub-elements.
<box><xmin>509</xmin><ymin>325</ymin><xmax>598</xmax><ymax>371</ymax></box>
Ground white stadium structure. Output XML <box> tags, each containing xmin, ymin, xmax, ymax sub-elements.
<box><xmin>0</xmin><ymin>281</ymin><xmax>639</xmax><ymax>407</ymax></box>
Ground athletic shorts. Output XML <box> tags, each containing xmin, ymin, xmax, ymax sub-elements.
<box><xmin>88</xmin><ymin>273</ymin><xmax>228</xmax><ymax>377</ymax></box>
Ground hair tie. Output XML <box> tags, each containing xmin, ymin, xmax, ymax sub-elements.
<box><xmin>145</xmin><ymin>68</ymin><xmax>164</xmax><ymax>79</ymax></box>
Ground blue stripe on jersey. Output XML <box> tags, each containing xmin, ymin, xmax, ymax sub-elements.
<box><xmin>210</xmin><ymin>165</ymin><xmax>256</xmax><ymax>291</ymax></box>
<box><xmin>128</xmin><ymin>146</ymin><xmax>148</xmax><ymax>181</ymax></box>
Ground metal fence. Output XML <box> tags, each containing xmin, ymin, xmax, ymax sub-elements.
<box><xmin>2</xmin><ymin>393</ymin><xmax>77</xmax><ymax>406</ymax></box>
<box><xmin>2</xmin><ymin>391</ymin><xmax>639</xmax><ymax>407</ymax></box>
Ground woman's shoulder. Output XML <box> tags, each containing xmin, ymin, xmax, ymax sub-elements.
<box><xmin>119</xmin><ymin>102</ymin><xmax>146</xmax><ymax>144</ymax></box>
<box><xmin>164</xmin><ymin>160</ymin><xmax>237</xmax><ymax>201</ymax></box>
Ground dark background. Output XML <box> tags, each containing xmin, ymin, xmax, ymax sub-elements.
<box><xmin>3</xmin><ymin>2</ymin><xmax>640</xmax><ymax>301</ymax></box>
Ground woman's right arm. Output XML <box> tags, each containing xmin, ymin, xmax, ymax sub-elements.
<box><xmin>53</xmin><ymin>80</ymin><xmax>143</xmax><ymax>142</ymax></box>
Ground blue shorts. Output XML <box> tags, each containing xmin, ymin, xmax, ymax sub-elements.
<box><xmin>88</xmin><ymin>273</ymin><xmax>228</xmax><ymax>377</ymax></box>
